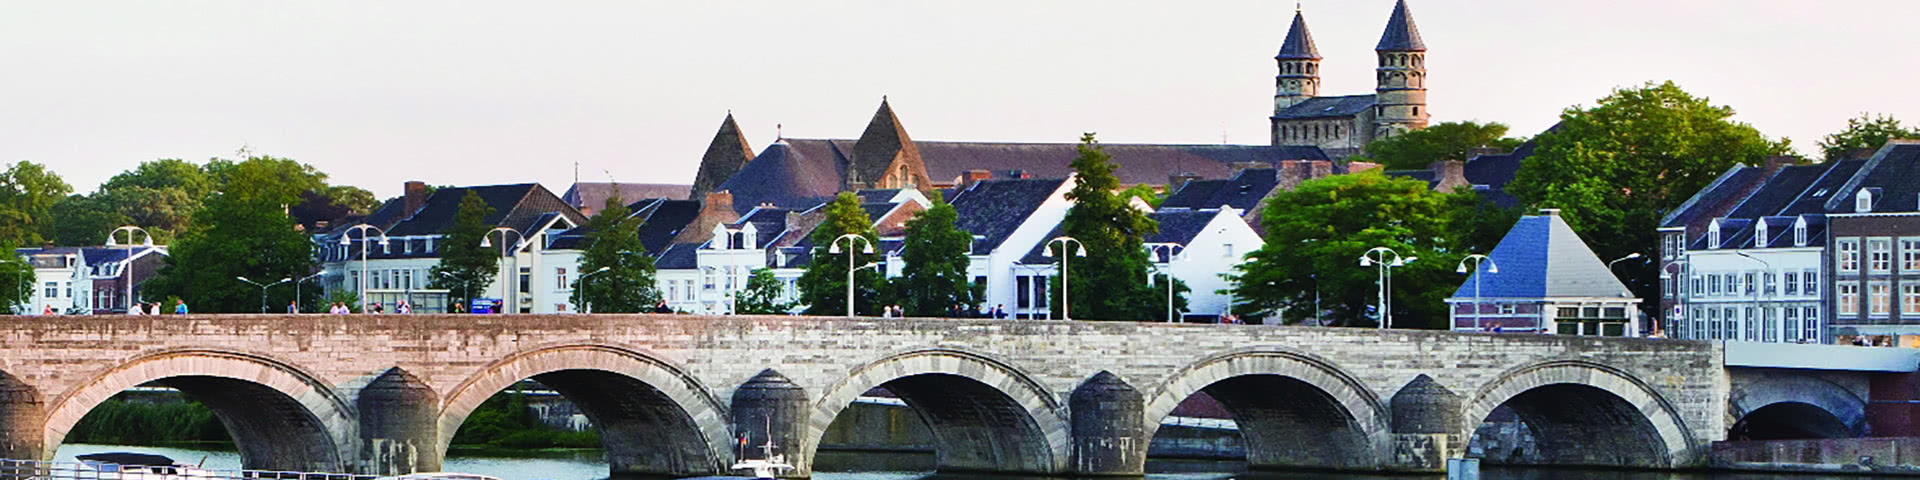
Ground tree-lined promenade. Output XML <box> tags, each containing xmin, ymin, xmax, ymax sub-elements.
<box><xmin>5</xmin><ymin>81</ymin><xmax>1915</xmax><ymax>327</ymax></box>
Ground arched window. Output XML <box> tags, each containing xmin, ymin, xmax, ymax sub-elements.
<box><xmin>1307</xmin><ymin>64</ymin><xmax>1316</xmax><ymax>74</ymax></box>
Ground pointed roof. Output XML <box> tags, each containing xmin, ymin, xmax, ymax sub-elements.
<box><xmin>1375</xmin><ymin>0</ymin><xmax>1426</xmax><ymax>52</ymax></box>
<box><xmin>1452</xmin><ymin>211</ymin><xmax>1633</xmax><ymax>300</ymax></box>
<box><xmin>691</xmin><ymin>113</ymin><xmax>756</xmax><ymax>197</ymax></box>
<box><xmin>1275</xmin><ymin>10</ymin><xmax>1321</xmax><ymax>60</ymax></box>
<box><xmin>849</xmin><ymin>98</ymin><xmax>927</xmax><ymax>188</ymax></box>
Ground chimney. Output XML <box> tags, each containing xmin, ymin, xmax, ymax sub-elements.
<box><xmin>1228</xmin><ymin>161</ymin><xmax>1271</xmax><ymax>179</ymax></box>
<box><xmin>704</xmin><ymin>191</ymin><xmax>735</xmax><ymax>214</ymax></box>
<box><xmin>1308</xmin><ymin>160</ymin><xmax>1333</xmax><ymax>179</ymax></box>
<box><xmin>404</xmin><ymin>181</ymin><xmax>428</xmax><ymax>215</ymax></box>
<box><xmin>962</xmin><ymin>169</ymin><xmax>993</xmax><ymax>189</ymax></box>
<box><xmin>1277</xmin><ymin>161</ymin><xmax>1307</xmax><ymax>190</ymax></box>
<box><xmin>1429</xmin><ymin>160</ymin><xmax>1469</xmax><ymax>191</ymax></box>
<box><xmin>671</xmin><ymin>191</ymin><xmax>741</xmax><ymax>245</ymax></box>
<box><xmin>1167</xmin><ymin>172</ymin><xmax>1203</xmax><ymax>191</ymax></box>
<box><xmin>1764</xmin><ymin>155</ymin><xmax>1796</xmax><ymax>174</ymax></box>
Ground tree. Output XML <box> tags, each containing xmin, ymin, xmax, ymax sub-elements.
<box><xmin>798</xmin><ymin>192</ymin><xmax>884</xmax><ymax>316</ymax></box>
<box><xmin>1446</xmin><ymin>193</ymin><xmax>1524</xmax><ymax>255</ymax></box>
<box><xmin>0</xmin><ymin>161</ymin><xmax>73</xmax><ymax>246</ymax></box>
<box><xmin>51</xmin><ymin>194</ymin><xmax>131</xmax><ymax>246</ymax></box>
<box><xmin>571</xmin><ymin>197</ymin><xmax>659</xmax><ymax>313</ymax></box>
<box><xmin>429</xmin><ymin>191</ymin><xmax>499</xmax><ymax>309</ymax></box>
<box><xmin>1228</xmin><ymin>171</ymin><xmax>1461</xmax><ymax>328</ymax></box>
<box><xmin>1510</xmin><ymin>81</ymin><xmax>1790</xmax><ymax>314</ymax></box>
<box><xmin>142</xmin><ymin>157</ymin><xmax>319</xmax><ymax>313</ymax></box>
<box><xmin>736</xmin><ymin>268</ymin><xmax>791</xmax><ymax>315</ymax></box>
<box><xmin>1052</xmin><ymin>133</ymin><xmax>1172</xmax><ymax>321</ymax></box>
<box><xmin>1356</xmin><ymin>121</ymin><xmax>1526</xmax><ymax>170</ymax></box>
<box><xmin>0</xmin><ymin>244</ymin><xmax>32</xmax><ymax>313</ymax></box>
<box><xmin>1118</xmin><ymin>183</ymin><xmax>1164</xmax><ymax>208</ymax></box>
<box><xmin>1819</xmin><ymin>113</ymin><xmax>1918</xmax><ymax>162</ymax></box>
<box><xmin>893</xmin><ymin>196</ymin><xmax>977</xmax><ymax>316</ymax></box>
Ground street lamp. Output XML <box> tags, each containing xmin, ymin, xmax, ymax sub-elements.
<box><xmin>828</xmin><ymin>233</ymin><xmax>875</xmax><ymax>317</ymax></box>
<box><xmin>1145</xmin><ymin>243</ymin><xmax>1182</xmax><ymax>323</ymax></box>
<box><xmin>338</xmin><ymin>224</ymin><xmax>390</xmax><ymax>313</ymax></box>
<box><xmin>480</xmin><ymin>227</ymin><xmax>525</xmax><ymax>313</ymax></box>
<box><xmin>104</xmin><ymin>225</ymin><xmax>152</xmax><ymax>313</ymax></box>
<box><xmin>292</xmin><ymin>271</ymin><xmax>325</xmax><ymax>313</ymax></box>
<box><xmin>1607</xmin><ymin>252</ymin><xmax>1643</xmax><ymax>273</ymax></box>
<box><xmin>236</xmin><ymin>276</ymin><xmax>292</xmax><ymax>313</ymax></box>
<box><xmin>1456</xmin><ymin>254</ymin><xmax>1499</xmax><ymax>331</ymax></box>
<box><xmin>1043</xmin><ymin>237</ymin><xmax>1088</xmax><ymax>321</ymax></box>
<box><xmin>577</xmin><ymin>266</ymin><xmax>612</xmax><ymax>314</ymax></box>
<box><xmin>438</xmin><ymin>271</ymin><xmax>469</xmax><ymax>312</ymax></box>
<box><xmin>1358</xmin><ymin>247</ymin><xmax>1414</xmax><ymax>329</ymax></box>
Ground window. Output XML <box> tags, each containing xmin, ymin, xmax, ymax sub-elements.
<box><xmin>1839</xmin><ymin>283</ymin><xmax>1860</xmax><ymax>315</ymax></box>
<box><xmin>1804</xmin><ymin>307</ymin><xmax>1821</xmax><ymax>342</ymax></box>
<box><xmin>1499</xmin><ymin>304</ymin><xmax>1517</xmax><ymax>315</ymax></box>
<box><xmin>1870</xmin><ymin>282</ymin><xmax>1891</xmax><ymax>316</ymax></box>
<box><xmin>1726</xmin><ymin>274</ymin><xmax>1740</xmax><ymax>296</ymax></box>
<box><xmin>668</xmin><ymin>282</ymin><xmax>679</xmax><ymax>303</ymax></box>
<box><xmin>1784</xmin><ymin>308</ymin><xmax>1800</xmax><ymax>342</ymax></box>
<box><xmin>1755</xmin><ymin>221</ymin><xmax>1769</xmax><ymax>247</ymax></box>
<box><xmin>1690</xmin><ymin>308</ymin><xmax>1704</xmax><ymax>340</ymax></box>
<box><xmin>556</xmin><ymin>268</ymin><xmax>568</xmax><ymax>290</ymax></box>
<box><xmin>1805</xmin><ymin>270</ymin><xmax>1819</xmax><ymax>296</ymax></box>
<box><xmin>1785</xmin><ymin>272</ymin><xmax>1798</xmax><ymax>296</ymax></box>
<box><xmin>1706</xmin><ymin>308</ymin><xmax>1720</xmax><ymax>340</ymax></box>
<box><xmin>1906</xmin><ymin>284</ymin><xmax>1920</xmax><ymax>316</ymax></box>
<box><xmin>1870</xmin><ymin>239</ymin><xmax>1893</xmax><ymax>272</ymax></box>
<box><xmin>1692</xmin><ymin>276</ymin><xmax>1704</xmax><ymax>297</ymax></box>
<box><xmin>1723</xmin><ymin>308</ymin><xmax>1738</xmax><ymax>339</ymax></box>
<box><xmin>1744</xmin><ymin>307</ymin><xmax>1757</xmax><ymax>341</ymax></box>
<box><xmin>1904</xmin><ymin>239</ymin><xmax>1920</xmax><ymax>272</ymax></box>
<box><xmin>1839</xmin><ymin>238</ymin><xmax>1861</xmax><ymax>273</ymax></box>
<box><xmin>1708</xmin><ymin>274</ymin><xmax>1721</xmax><ymax>295</ymax></box>
<box><xmin>1708</xmin><ymin>222</ymin><xmax>1722</xmax><ymax>248</ymax></box>
<box><xmin>1794</xmin><ymin>220</ymin><xmax>1808</xmax><ymax>247</ymax></box>
<box><xmin>1763</xmin><ymin>272</ymin><xmax>1775</xmax><ymax>295</ymax></box>
<box><xmin>1763</xmin><ymin>308</ymin><xmax>1777</xmax><ymax>342</ymax></box>
<box><xmin>1744</xmin><ymin>273</ymin><xmax>1756</xmax><ymax>295</ymax></box>
<box><xmin>44</xmin><ymin>282</ymin><xmax>57</xmax><ymax>298</ymax></box>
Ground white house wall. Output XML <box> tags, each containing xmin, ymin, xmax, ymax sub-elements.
<box><xmin>981</xmin><ymin>177</ymin><xmax>1076</xmax><ymax>315</ymax></box>
<box><xmin>1171</xmin><ymin>209</ymin><xmax>1263</xmax><ymax>318</ymax></box>
<box><xmin>1682</xmin><ymin>247</ymin><xmax>1825</xmax><ymax>343</ymax></box>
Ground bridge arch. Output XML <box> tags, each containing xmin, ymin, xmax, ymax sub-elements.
<box><xmin>1729</xmin><ymin>376</ymin><xmax>1864</xmax><ymax>440</ymax></box>
<box><xmin>808</xmin><ymin>347</ymin><xmax>1071</xmax><ymax>474</ymax></box>
<box><xmin>1465</xmin><ymin>359</ymin><xmax>1695</xmax><ymax>468</ymax></box>
<box><xmin>1143</xmin><ymin>347</ymin><xmax>1388</xmax><ymax>470</ymax></box>
<box><xmin>41</xmin><ymin>349</ymin><xmax>354</xmax><ymax>472</ymax></box>
<box><xmin>436</xmin><ymin>343</ymin><xmax>730</xmax><ymax>476</ymax></box>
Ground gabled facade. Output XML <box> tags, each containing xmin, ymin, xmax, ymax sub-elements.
<box><xmin>1448</xmin><ymin>209</ymin><xmax>1640</xmax><ymax>336</ymax></box>
<box><xmin>17</xmin><ymin>247</ymin><xmax>82</xmax><ymax>314</ymax></box>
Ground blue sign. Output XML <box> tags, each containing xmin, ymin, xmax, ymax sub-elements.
<box><xmin>470</xmin><ymin>298</ymin><xmax>501</xmax><ymax>314</ymax></box>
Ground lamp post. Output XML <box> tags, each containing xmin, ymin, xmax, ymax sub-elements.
<box><xmin>438</xmin><ymin>271</ymin><xmax>469</xmax><ymax>311</ymax></box>
<box><xmin>236</xmin><ymin>276</ymin><xmax>291</xmax><ymax>313</ymax></box>
<box><xmin>1145</xmin><ymin>243</ymin><xmax>1181</xmax><ymax>323</ymax></box>
<box><xmin>104</xmin><ymin>226</ymin><xmax>152</xmax><ymax>313</ymax></box>
<box><xmin>828</xmin><ymin>233</ymin><xmax>875</xmax><ymax>317</ymax></box>
<box><xmin>1734</xmin><ymin>251</ymin><xmax>1773</xmax><ymax>342</ymax></box>
<box><xmin>577</xmin><ymin>266</ymin><xmax>612</xmax><ymax>314</ymax></box>
<box><xmin>480</xmin><ymin>227</ymin><xmax>525</xmax><ymax>313</ymax></box>
<box><xmin>1359</xmin><ymin>247</ymin><xmax>1413</xmax><ymax>329</ymax></box>
<box><xmin>1662</xmin><ymin>258</ymin><xmax>1688</xmax><ymax>339</ymax></box>
<box><xmin>292</xmin><ymin>271</ymin><xmax>324</xmax><ymax>313</ymax></box>
<box><xmin>1456</xmin><ymin>254</ymin><xmax>1499</xmax><ymax>331</ymax></box>
<box><xmin>338</xmin><ymin>224</ymin><xmax>390</xmax><ymax>313</ymax></box>
<box><xmin>1043</xmin><ymin>237</ymin><xmax>1088</xmax><ymax>321</ymax></box>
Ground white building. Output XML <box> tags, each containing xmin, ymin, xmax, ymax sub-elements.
<box><xmin>1677</xmin><ymin>216</ymin><xmax>1826</xmax><ymax>343</ymax></box>
<box><xmin>17</xmin><ymin>247</ymin><xmax>82</xmax><ymax>314</ymax></box>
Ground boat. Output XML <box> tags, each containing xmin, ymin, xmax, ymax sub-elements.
<box><xmin>727</xmin><ymin>418</ymin><xmax>795</xmax><ymax>479</ymax></box>
<box><xmin>73</xmin><ymin>452</ymin><xmax>217</xmax><ymax>479</ymax></box>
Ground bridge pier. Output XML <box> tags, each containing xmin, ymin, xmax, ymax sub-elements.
<box><xmin>354</xmin><ymin>368</ymin><xmax>442</xmax><ymax>475</ymax></box>
<box><xmin>1387</xmin><ymin>375</ymin><xmax>1463</xmax><ymax>472</ymax></box>
<box><xmin>732</xmin><ymin>369</ymin><xmax>811</xmax><ymax>477</ymax></box>
<box><xmin>0</xmin><ymin>373</ymin><xmax>41</xmax><ymax>462</ymax></box>
<box><xmin>1071</xmin><ymin>372</ymin><xmax>1148</xmax><ymax>476</ymax></box>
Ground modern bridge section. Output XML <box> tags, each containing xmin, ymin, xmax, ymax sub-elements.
<box><xmin>0</xmin><ymin>315</ymin><xmax>1733</xmax><ymax>476</ymax></box>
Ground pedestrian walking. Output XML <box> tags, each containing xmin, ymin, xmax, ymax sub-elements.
<box><xmin>287</xmin><ymin>301</ymin><xmax>298</xmax><ymax>314</ymax></box>
<box><xmin>173</xmin><ymin>300</ymin><xmax>188</xmax><ymax>315</ymax></box>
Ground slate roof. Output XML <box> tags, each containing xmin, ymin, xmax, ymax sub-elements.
<box><xmin>1376</xmin><ymin>0</ymin><xmax>1426</xmax><ymax>52</ymax></box>
<box><xmin>1146</xmin><ymin>210</ymin><xmax>1220</xmax><ymax>262</ymax></box>
<box><xmin>1160</xmin><ymin>168</ymin><xmax>1277</xmax><ymax>211</ymax></box>
<box><xmin>849</xmin><ymin>99</ymin><xmax>925</xmax><ymax>189</ymax></box>
<box><xmin>631</xmin><ymin>199</ymin><xmax>703</xmax><ymax>254</ymax></box>
<box><xmin>715</xmin><ymin>140</ymin><xmax>846</xmax><ymax>214</ymax></box>
<box><xmin>1452</xmin><ymin>212</ymin><xmax>1633</xmax><ymax>300</ymax></box>
<box><xmin>948</xmin><ymin>178</ymin><xmax>1066</xmax><ymax>255</ymax></box>
<box><xmin>770</xmin><ymin>139</ymin><xmax>1327</xmax><ymax>191</ymax></box>
<box><xmin>16</xmin><ymin>246</ymin><xmax>81</xmax><ymax>269</ymax></box>
<box><xmin>1843</xmin><ymin>143</ymin><xmax>1920</xmax><ymax>212</ymax></box>
<box><xmin>729</xmin><ymin>207</ymin><xmax>795</xmax><ymax>249</ymax></box>
<box><xmin>383</xmin><ymin>183</ymin><xmax>585</xmax><ymax>238</ymax></box>
<box><xmin>1272</xmin><ymin>95</ymin><xmax>1377</xmax><ymax>121</ymax></box>
<box><xmin>655</xmin><ymin>243</ymin><xmax>700</xmax><ymax>269</ymax></box>
<box><xmin>1276</xmin><ymin>11</ymin><xmax>1321</xmax><ymax>59</ymax></box>
<box><xmin>561</xmin><ymin>182</ymin><xmax>692</xmax><ymax>212</ymax></box>
<box><xmin>1659</xmin><ymin>167</ymin><xmax>1766</xmax><ymax>231</ymax></box>
<box><xmin>1776</xmin><ymin>160</ymin><xmax>1865</xmax><ymax>217</ymax></box>
<box><xmin>691</xmin><ymin>113</ymin><xmax>755</xmax><ymax>197</ymax></box>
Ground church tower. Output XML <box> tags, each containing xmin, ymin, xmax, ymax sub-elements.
<box><xmin>1373</xmin><ymin>0</ymin><xmax>1428</xmax><ymax>138</ymax></box>
<box><xmin>1272</xmin><ymin>8</ymin><xmax>1321</xmax><ymax>114</ymax></box>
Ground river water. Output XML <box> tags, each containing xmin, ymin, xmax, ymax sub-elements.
<box><xmin>50</xmin><ymin>444</ymin><xmax>1897</xmax><ymax>480</ymax></box>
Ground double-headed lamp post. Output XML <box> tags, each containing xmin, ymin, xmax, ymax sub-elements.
<box><xmin>1145</xmin><ymin>243</ymin><xmax>1181</xmax><ymax>323</ymax></box>
<box><xmin>480</xmin><ymin>227</ymin><xmax>525</xmax><ymax>313</ymax></box>
<box><xmin>293</xmin><ymin>271</ymin><xmax>325</xmax><ymax>313</ymax></box>
<box><xmin>1455</xmin><ymin>254</ymin><xmax>1499</xmax><ymax>331</ymax></box>
<box><xmin>577</xmin><ymin>266</ymin><xmax>612</xmax><ymax>314</ymax></box>
<box><xmin>1359</xmin><ymin>247</ymin><xmax>1415</xmax><ymax>329</ymax></box>
<box><xmin>236</xmin><ymin>276</ymin><xmax>291</xmax><ymax>313</ymax></box>
<box><xmin>105</xmin><ymin>225</ymin><xmax>152</xmax><ymax>313</ymax></box>
<box><xmin>1044</xmin><ymin>237</ymin><xmax>1088</xmax><ymax>321</ymax></box>
<box><xmin>828</xmin><ymin>233</ymin><xmax>875</xmax><ymax>317</ymax></box>
<box><xmin>338</xmin><ymin>224</ymin><xmax>390</xmax><ymax>313</ymax></box>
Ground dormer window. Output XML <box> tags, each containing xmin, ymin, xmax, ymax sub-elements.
<box><xmin>1857</xmin><ymin>189</ymin><xmax>1875</xmax><ymax>213</ymax></box>
<box><xmin>1754</xmin><ymin>221</ymin><xmax>1768</xmax><ymax>248</ymax></box>
<box><xmin>1794</xmin><ymin>218</ymin><xmax>1808</xmax><ymax>247</ymax></box>
<box><xmin>1707</xmin><ymin>221</ymin><xmax>1722</xmax><ymax>249</ymax></box>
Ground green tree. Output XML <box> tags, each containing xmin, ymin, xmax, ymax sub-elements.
<box><xmin>1819</xmin><ymin>113</ymin><xmax>1918</xmax><ymax>162</ymax></box>
<box><xmin>0</xmin><ymin>244</ymin><xmax>32</xmax><ymax>313</ymax></box>
<box><xmin>143</xmin><ymin>157</ymin><xmax>319</xmax><ymax>313</ymax></box>
<box><xmin>1356</xmin><ymin>121</ymin><xmax>1526</xmax><ymax>170</ymax></box>
<box><xmin>429</xmin><ymin>191</ymin><xmax>499</xmax><ymax>309</ymax></box>
<box><xmin>1118</xmin><ymin>183</ymin><xmax>1164</xmax><ymax>208</ymax></box>
<box><xmin>1510</xmin><ymin>81</ymin><xmax>1789</xmax><ymax>312</ymax></box>
<box><xmin>1229</xmin><ymin>171</ymin><xmax>1461</xmax><ymax>328</ymax></box>
<box><xmin>737</xmin><ymin>268</ymin><xmax>791</xmax><ymax>314</ymax></box>
<box><xmin>1052</xmin><ymin>133</ymin><xmax>1172</xmax><ymax>321</ymax></box>
<box><xmin>893</xmin><ymin>197</ymin><xmax>977</xmax><ymax>316</ymax></box>
<box><xmin>1446</xmin><ymin>193</ymin><xmax>1524</xmax><ymax>255</ymax></box>
<box><xmin>798</xmin><ymin>192</ymin><xmax>884</xmax><ymax>316</ymax></box>
<box><xmin>0</xmin><ymin>161</ymin><xmax>74</xmax><ymax>246</ymax></box>
<box><xmin>571</xmin><ymin>197</ymin><xmax>659</xmax><ymax>313</ymax></box>
<box><xmin>51</xmin><ymin>194</ymin><xmax>132</xmax><ymax>246</ymax></box>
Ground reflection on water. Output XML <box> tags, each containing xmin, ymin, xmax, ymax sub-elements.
<box><xmin>51</xmin><ymin>444</ymin><xmax>1911</xmax><ymax>480</ymax></box>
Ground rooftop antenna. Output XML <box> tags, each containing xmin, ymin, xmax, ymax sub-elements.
<box><xmin>776</xmin><ymin>123</ymin><xmax>783</xmax><ymax>141</ymax></box>
<box><xmin>1221</xmin><ymin>122</ymin><xmax>1230</xmax><ymax>145</ymax></box>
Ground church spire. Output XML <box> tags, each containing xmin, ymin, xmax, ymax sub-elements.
<box><xmin>1375</xmin><ymin>0</ymin><xmax>1426</xmax><ymax>52</ymax></box>
<box><xmin>849</xmin><ymin>97</ymin><xmax>929</xmax><ymax>191</ymax></box>
<box><xmin>1271</xmin><ymin>6</ymin><xmax>1322</xmax><ymax>143</ymax></box>
<box><xmin>1373</xmin><ymin>0</ymin><xmax>1429</xmax><ymax>138</ymax></box>
<box><xmin>691</xmin><ymin>112</ymin><xmax>755</xmax><ymax>197</ymax></box>
<box><xmin>1275</xmin><ymin>9</ymin><xmax>1320</xmax><ymax>60</ymax></box>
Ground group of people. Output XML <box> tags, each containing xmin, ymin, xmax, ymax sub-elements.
<box><xmin>877</xmin><ymin>303</ymin><xmax>1011</xmax><ymax>319</ymax></box>
<box><xmin>321</xmin><ymin>299</ymin><xmax>413</xmax><ymax>314</ymax></box>
<box><xmin>122</xmin><ymin>301</ymin><xmax>188</xmax><ymax>315</ymax></box>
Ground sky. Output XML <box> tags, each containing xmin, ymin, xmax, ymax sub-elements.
<box><xmin>5</xmin><ymin>1</ymin><xmax>1918</xmax><ymax>199</ymax></box>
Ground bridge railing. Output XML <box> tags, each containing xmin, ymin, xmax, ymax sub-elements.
<box><xmin>0</xmin><ymin>459</ymin><xmax>375</xmax><ymax>480</ymax></box>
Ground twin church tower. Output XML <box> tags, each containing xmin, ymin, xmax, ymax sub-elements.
<box><xmin>1270</xmin><ymin>0</ymin><xmax>1429</xmax><ymax>158</ymax></box>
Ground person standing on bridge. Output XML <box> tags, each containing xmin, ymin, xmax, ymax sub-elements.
<box><xmin>173</xmin><ymin>300</ymin><xmax>188</xmax><ymax>315</ymax></box>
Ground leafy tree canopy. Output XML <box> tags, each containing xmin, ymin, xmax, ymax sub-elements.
<box><xmin>0</xmin><ymin>161</ymin><xmax>73</xmax><ymax>246</ymax></box>
<box><xmin>1230</xmin><ymin>171</ymin><xmax>1465</xmax><ymax>328</ymax></box>
<box><xmin>571</xmin><ymin>196</ymin><xmax>659</xmax><ymax>313</ymax></box>
<box><xmin>1819</xmin><ymin>113</ymin><xmax>1918</xmax><ymax>162</ymax></box>
<box><xmin>143</xmin><ymin>157</ymin><xmax>320</xmax><ymax>313</ymax></box>
<box><xmin>893</xmin><ymin>196</ymin><xmax>977</xmax><ymax>316</ymax></box>
<box><xmin>430</xmin><ymin>191</ymin><xmax>501</xmax><ymax>308</ymax></box>
<box><xmin>798</xmin><ymin>192</ymin><xmax>884</xmax><ymax>316</ymax></box>
<box><xmin>1053</xmin><ymin>133</ymin><xmax>1176</xmax><ymax>321</ymax></box>
<box><xmin>1356</xmin><ymin>121</ymin><xmax>1527</xmax><ymax>170</ymax></box>
<box><xmin>1510</xmin><ymin>81</ymin><xmax>1790</xmax><ymax>313</ymax></box>
<box><xmin>737</xmin><ymin>268</ymin><xmax>791</xmax><ymax>315</ymax></box>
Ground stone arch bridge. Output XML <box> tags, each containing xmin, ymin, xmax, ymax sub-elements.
<box><xmin>0</xmin><ymin>315</ymin><xmax>1877</xmax><ymax>476</ymax></box>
